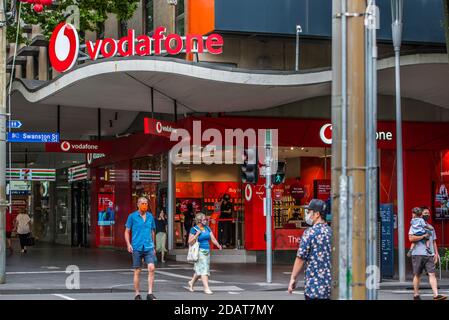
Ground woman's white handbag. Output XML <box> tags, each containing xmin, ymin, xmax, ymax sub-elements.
<box><xmin>187</xmin><ymin>241</ymin><xmax>199</xmax><ymax>262</ymax></box>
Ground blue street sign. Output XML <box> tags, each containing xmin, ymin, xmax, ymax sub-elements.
<box><xmin>7</xmin><ymin>132</ymin><xmax>60</xmax><ymax>143</ymax></box>
<box><xmin>7</xmin><ymin>120</ymin><xmax>22</xmax><ymax>129</ymax></box>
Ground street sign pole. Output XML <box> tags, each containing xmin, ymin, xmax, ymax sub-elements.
<box><xmin>0</xmin><ymin>5</ymin><xmax>7</xmax><ymax>285</ymax></box>
<box><xmin>265</xmin><ymin>129</ymin><xmax>272</xmax><ymax>284</ymax></box>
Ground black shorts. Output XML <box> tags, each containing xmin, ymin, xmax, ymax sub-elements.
<box><xmin>412</xmin><ymin>255</ymin><xmax>435</xmax><ymax>275</ymax></box>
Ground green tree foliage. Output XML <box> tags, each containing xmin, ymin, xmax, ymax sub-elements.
<box><xmin>7</xmin><ymin>0</ymin><xmax>140</xmax><ymax>44</ymax></box>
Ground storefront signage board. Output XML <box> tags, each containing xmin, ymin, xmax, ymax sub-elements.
<box><xmin>50</xmin><ymin>23</ymin><xmax>224</xmax><ymax>73</ymax></box>
<box><xmin>144</xmin><ymin>118</ymin><xmax>178</xmax><ymax>138</ymax></box>
<box><xmin>7</xmin><ymin>168</ymin><xmax>56</xmax><ymax>181</ymax></box>
<box><xmin>45</xmin><ymin>140</ymin><xmax>112</xmax><ymax>154</ymax></box>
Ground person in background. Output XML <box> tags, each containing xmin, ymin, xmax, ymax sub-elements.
<box><xmin>409</xmin><ymin>206</ymin><xmax>446</xmax><ymax>300</ymax></box>
<box><xmin>124</xmin><ymin>197</ymin><xmax>157</xmax><ymax>300</ymax></box>
<box><xmin>14</xmin><ymin>211</ymin><xmax>32</xmax><ymax>254</ymax></box>
<box><xmin>219</xmin><ymin>193</ymin><xmax>233</xmax><ymax>248</ymax></box>
<box><xmin>155</xmin><ymin>208</ymin><xmax>168</xmax><ymax>263</ymax></box>
<box><xmin>6</xmin><ymin>208</ymin><xmax>13</xmax><ymax>254</ymax></box>
<box><xmin>184</xmin><ymin>202</ymin><xmax>195</xmax><ymax>248</ymax></box>
<box><xmin>187</xmin><ymin>213</ymin><xmax>222</xmax><ymax>295</ymax></box>
<box><xmin>288</xmin><ymin>199</ymin><xmax>332</xmax><ymax>300</ymax></box>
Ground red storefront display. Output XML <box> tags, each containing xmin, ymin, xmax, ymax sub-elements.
<box><xmin>87</xmin><ymin>116</ymin><xmax>449</xmax><ymax>250</ymax></box>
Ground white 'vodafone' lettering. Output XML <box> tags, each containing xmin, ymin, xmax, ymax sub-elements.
<box><xmin>85</xmin><ymin>26</ymin><xmax>223</xmax><ymax>61</ymax></box>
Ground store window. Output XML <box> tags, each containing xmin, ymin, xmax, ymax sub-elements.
<box><xmin>175</xmin><ymin>161</ymin><xmax>244</xmax><ymax>250</ymax></box>
<box><xmin>145</xmin><ymin>0</ymin><xmax>154</xmax><ymax>35</ymax></box>
<box><xmin>97</xmin><ymin>166</ymin><xmax>116</xmax><ymax>247</ymax></box>
<box><xmin>55</xmin><ymin>169</ymin><xmax>71</xmax><ymax>245</ymax></box>
<box><xmin>132</xmin><ymin>156</ymin><xmax>164</xmax><ymax>215</ymax></box>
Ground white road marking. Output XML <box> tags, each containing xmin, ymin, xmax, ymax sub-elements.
<box><xmin>254</xmin><ymin>282</ymin><xmax>284</xmax><ymax>286</ymax></box>
<box><xmin>6</xmin><ymin>267</ymin><xmax>192</xmax><ymax>275</ymax></box>
<box><xmin>291</xmin><ymin>291</ymin><xmax>304</xmax><ymax>295</ymax></box>
<box><xmin>182</xmin><ymin>286</ymin><xmax>243</xmax><ymax>292</ymax></box>
<box><xmin>228</xmin><ymin>291</ymin><xmax>241</xmax><ymax>295</ymax></box>
<box><xmin>155</xmin><ymin>270</ymin><xmax>223</xmax><ymax>283</ymax></box>
<box><xmin>53</xmin><ymin>294</ymin><xmax>76</xmax><ymax>300</ymax></box>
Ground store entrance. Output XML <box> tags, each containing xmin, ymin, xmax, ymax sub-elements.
<box><xmin>175</xmin><ymin>164</ymin><xmax>244</xmax><ymax>250</ymax></box>
<box><xmin>71</xmin><ymin>181</ymin><xmax>91</xmax><ymax>247</ymax></box>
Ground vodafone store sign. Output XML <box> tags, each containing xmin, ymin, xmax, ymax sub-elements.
<box><xmin>319</xmin><ymin>123</ymin><xmax>393</xmax><ymax>145</ymax></box>
<box><xmin>49</xmin><ymin>23</ymin><xmax>224</xmax><ymax>73</ymax></box>
<box><xmin>45</xmin><ymin>140</ymin><xmax>111</xmax><ymax>154</ymax></box>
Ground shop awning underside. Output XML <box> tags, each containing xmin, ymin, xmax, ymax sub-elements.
<box><xmin>11</xmin><ymin>53</ymin><xmax>449</xmax><ymax>114</ymax></box>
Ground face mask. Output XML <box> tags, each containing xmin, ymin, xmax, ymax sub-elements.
<box><xmin>139</xmin><ymin>204</ymin><xmax>148</xmax><ymax>212</ymax></box>
<box><xmin>305</xmin><ymin>211</ymin><xmax>314</xmax><ymax>226</ymax></box>
<box><xmin>423</xmin><ymin>215</ymin><xmax>429</xmax><ymax>222</ymax></box>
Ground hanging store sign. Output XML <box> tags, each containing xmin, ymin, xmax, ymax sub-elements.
<box><xmin>319</xmin><ymin>123</ymin><xmax>393</xmax><ymax>145</ymax></box>
<box><xmin>68</xmin><ymin>164</ymin><xmax>88</xmax><ymax>182</ymax></box>
<box><xmin>132</xmin><ymin>170</ymin><xmax>161</xmax><ymax>183</ymax></box>
<box><xmin>45</xmin><ymin>140</ymin><xmax>112</xmax><ymax>154</ymax></box>
<box><xmin>49</xmin><ymin>23</ymin><xmax>224</xmax><ymax>73</ymax></box>
<box><xmin>7</xmin><ymin>168</ymin><xmax>56</xmax><ymax>181</ymax></box>
<box><xmin>144</xmin><ymin>118</ymin><xmax>178</xmax><ymax>138</ymax></box>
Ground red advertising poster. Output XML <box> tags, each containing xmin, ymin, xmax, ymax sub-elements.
<box><xmin>274</xmin><ymin>229</ymin><xmax>304</xmax><ymax>250</ymax></box>
<box><xmin>98</xmin><ymin>194</ymin><xmax>115</xmax><ymax>226</ymax></box>
<box><xmin>176</xmin><ymin>182</ymin><xmax>203</xmax><ymax>198</ymax></box>
<box><xmin>286</xmin><ymin>178</ymin><xmax>306</xmax><ymax>204</ymax></box>
<box><xmin>434</xmin><ymin>182</ymin><xmax>449</xmax><ymax>220</ymax></box>
<box><xmin>313</xmin><ymin>179</ymin><xmax>331</xmax><ymax>201</ymax></box>
<box><xmin>203</xmin><ymin>182</ymin><xmax>241</xmax><ymax>199</ymax></box>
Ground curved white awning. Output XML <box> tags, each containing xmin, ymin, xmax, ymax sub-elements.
<box><xmin>10</xmin><ymin>53</ymin><xmax>449</xmax><ymax>113</ymax></box>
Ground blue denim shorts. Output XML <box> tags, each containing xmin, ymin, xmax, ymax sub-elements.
<box><xmin>132</xmin><ymin>250</ymin><xmax>156</xmax><ymax>269</ymax></box>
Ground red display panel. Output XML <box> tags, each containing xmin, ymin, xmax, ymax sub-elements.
<box><xmin>274</xmin><ymin>229</ymin><xmax>304</xmax><ymax>250</ymax></box>
<box><xmin>176</xmin><ymin>182</ymin><xmax>203</xmax><ymax>198</ymax></box>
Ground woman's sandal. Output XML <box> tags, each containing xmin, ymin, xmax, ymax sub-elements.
<box><xmin>204</xmin><ymin>289</ymin><xmax>213</xmax><ymax>295</ymax></box>
<box><xmin>188</xmin><ymin>281</ymin><xmax>194</xmax><ymax>292</ymax></box>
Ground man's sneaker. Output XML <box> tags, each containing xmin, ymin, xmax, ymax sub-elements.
<box><xmin>147</xmin><ymin>294</ymin><xmax>157</xmax><ymax>300</ymax></box>
<box><xmin>433</xmin><ymin>295</ymin><xmax>447</xmax><ymax>301</ymax></box>
<box><xmin>134</xmin><ymin>294</ymin><xmax>142</xmax><ymax>300</ymax></box>
<box><xmin>413</xmin><ymin>295</ymin><xmax>421</xmax><ymax>300</ymax></box>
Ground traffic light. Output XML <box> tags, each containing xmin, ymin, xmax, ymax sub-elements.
<box><xmin>272</xmin><ymin>161</ymin><xmax>286</xmax><ymax>185</ymax></box>
<box><xmin>241</xmin><ymin>148</ymin><xmax>258</xmax><ymax>184</ymax></box>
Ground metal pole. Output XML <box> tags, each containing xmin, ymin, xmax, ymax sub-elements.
<box><xmin>295</xmin><ymin>25</ymin><xmax>302</xmax><ymax>71</ymax></box>
<box><xmin>331</xmin><ymin>0</ymin><xmax>343</xmax><ymax>300</ymax></box>
<box><xmin>265</xmin><ymin>133</ymin><xmax>272</xmax><ymax>284</ymax></box>
<box><xmin>167</xmin><ymin>151</ymin><xmax>175</xmax><ymax>251</ymax></box>
<box><xmin>391</xmin><ymin>0</ymin><xmax>405</xmax><ymax>283</ymax></box>
<box><xmin>338</xmin><ymin>0</ymin><xmax>350</xmax><ymax>300</ymax></box>
<box><xmin>0</xmin><ymin>3</ymin><xmax>7</xmax><ymax>284</ymax></box>
<box><xmin>365</xmin><ymin>1</ymin><xmax>379</xmax><ymax>300</ymax></box>
<box><xmin>395</xmin><ymin>48</ymin><xmax>405</xmax><ymax>282</ymax></box>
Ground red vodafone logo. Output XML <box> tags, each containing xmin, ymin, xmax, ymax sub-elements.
<box><xmin>245</xmin><ymin>184</ymin><xmax>253</xmax><ymax>201</ymax></box>
<box><xmin>320</xmin><ymin>124</ymin><xmax>332</xmax><ymax>145</ymax></box>
<box><xmin>61</xmin><ymin>141</ymin><xmax>71</xmax><ymax>152</ymax></box>
<box><xmin>49</xmin><ymin>23</ymin><xmax>79</xmax><ymax>73</ymax></box>
<box><xmin>156</xmin><ymin>122</ymin><xmax>163</xmax><ymax>134</ymax></box>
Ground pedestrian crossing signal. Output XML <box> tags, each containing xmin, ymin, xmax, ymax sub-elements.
<box><xmin>272</xmin><ymin>161</ymin><xmax>286</xmax><ymax>185</ymax></box>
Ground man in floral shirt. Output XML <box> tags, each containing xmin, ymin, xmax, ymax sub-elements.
<box><xmin>288</xmin><ymin>199</ymin><xmax>332</xmax><ymax>300</ymax></box>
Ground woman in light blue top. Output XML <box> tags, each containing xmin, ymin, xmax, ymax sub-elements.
<box><xmin>188</xmin><ymin>213</ymin><xmax>222</xmax><ymax>294</ymax></box>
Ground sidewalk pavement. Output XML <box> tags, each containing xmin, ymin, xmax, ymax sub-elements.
<box><xmin>1</xmin><ymin>243</ymin><xmax>448</xmax><ymax>295</ymax></box>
